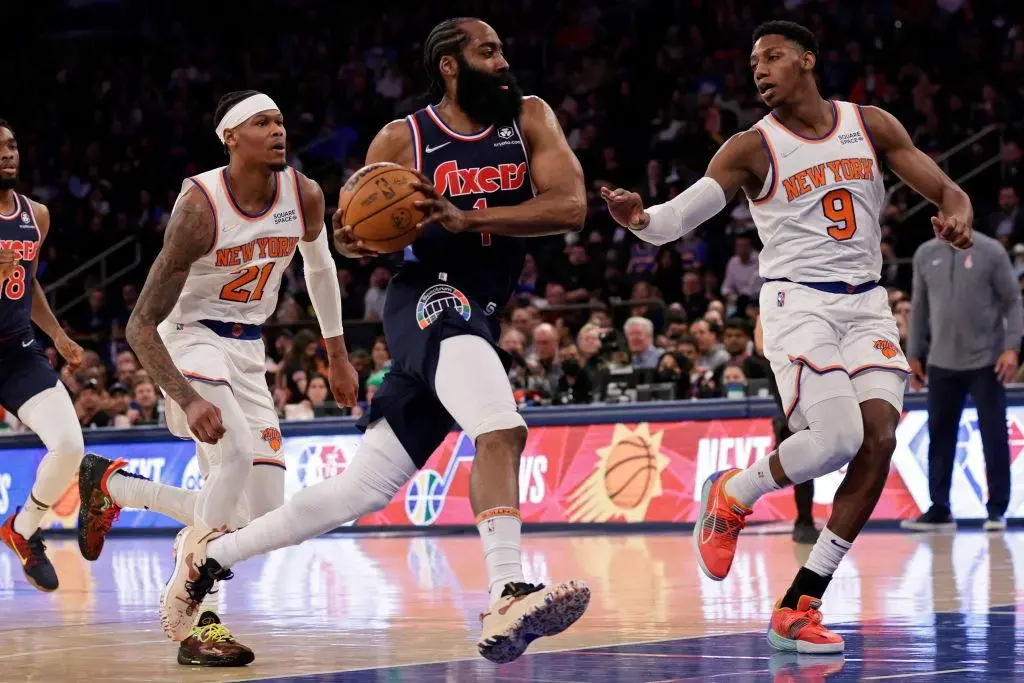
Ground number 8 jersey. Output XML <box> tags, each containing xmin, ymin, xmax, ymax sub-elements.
<box><xmin>167</xmin><ymin>166</ymin><xmax>305</xmax><ymax>326</ymax></box>
<box><xmin>747</xmin><ymin>100</ymin><xmax>885</xmax><ymax>285</ymax></box>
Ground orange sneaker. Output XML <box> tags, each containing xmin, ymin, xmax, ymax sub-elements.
<box><xmin>692</xmin><ymin>469</ymin><xmax>751</xmax><ymax>581</ymax></box>
<box><xmin>768</xmin><ymin>595</ymin><xmax>845</xmax><ymax>654</ymax></box>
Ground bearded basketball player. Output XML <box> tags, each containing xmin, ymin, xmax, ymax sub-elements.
<box><xmin>76</xmin><ymin>91</ymin><xmax>358</xmax><ymax>666</ymax></box>
<box><xmin>159</xmin><ymin>18</ymin><xmax>591</xmax><ymax>664</ymax></box>
<box><xmin>603</xmin><ymin>21</ymin><xmax>972</xmax><ymax>654</ymax></box>
<box><xmin>0</xmin><ymin>118</ymin><xmax>85</xmax><ymax>593</ymax></box>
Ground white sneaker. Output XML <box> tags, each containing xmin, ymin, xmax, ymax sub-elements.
<box><xmin>160</xmin><ymin>527</ymin><xmax>230</xmax><ymax>642</ymax></box>
<box><xmin>477</xmin><ymin>580</ymin><xmax>590</xmax><ymax>664</ymax></box>
<box><xmin>983</xmin><ymin>517</ymin><xmax>1007</xmax><ymax>532</ymax></box>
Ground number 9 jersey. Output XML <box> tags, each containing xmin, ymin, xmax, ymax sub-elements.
<box><xmin>167</xmin><ymin>166</ymin><xmax>304</xmax><ymax>327</ymax></box>
<box><xmin>747</xmin><ymin>100</ymin><xmax>885</xmax><ymax>285</ymax></box>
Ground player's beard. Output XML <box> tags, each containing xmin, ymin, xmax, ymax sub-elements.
<box><xmin>0</xmin><ymin>174</ymin><xmax>16</xmax><ymax>191</ymax></box>
<box><xmin>454</xmin><ymin>55</ymin><xmax>524</xmax><ymax>125</ymax></box>
<box><xmin>268</xmin><ymin>162</ymin><xmax>288</xmax><ymax>173</ymax></box>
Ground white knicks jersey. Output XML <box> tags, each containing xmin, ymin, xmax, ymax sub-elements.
<box><xmin>167</xmin><ymin>166</ymin><xmax>306</xmax><ymax>326</ymax></box>
<box><xmin>747</xmin><ymin>100</ymin><xmax>885</xmax><ymax>284</ymax></box>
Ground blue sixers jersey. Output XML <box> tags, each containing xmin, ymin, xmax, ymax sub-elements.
<box><xmin>0</xmin><ymin>194</ymin><xmax>39</xmax><ymax>344</ymax></box>
<box><xmin>402</xmin><ymin>104</ymin><xmax>534</xmax><ymax>311</ymax></box>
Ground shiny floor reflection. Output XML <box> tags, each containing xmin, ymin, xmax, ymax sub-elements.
<box><xmin>0</xmin><ymin>529</ymin><xmax>1021</xmax><ymax>682</ymax></box>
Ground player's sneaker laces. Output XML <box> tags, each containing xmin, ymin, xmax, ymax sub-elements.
<box><xmin>0</xmin><ymin>510</ymin><xmax>58</xmax><ymax>592</ymax></box>
<box><xmin>693</xmin><ymin>469</ymin><xmax>751</xmax><ymax>580</ymax></box>
<box><xmin>768</xmin><ymin>595</ymin><xmax>845</xmax><ymax>654</ymax></box>
<box><xmin>77</xmin><ymin>453</ymin><xmax>130</xmax><ymax>561</ymax></box>
<box><xmin>161</xmin><ymin>527</ymin><xmax>232</xmax><ymax>641</ymax></box>
<box><xmin>478</xmin><ymin>580</ymin><xmax>590</xmax><ymax>664</ymax></box>
<box><xmin>177</xmin><ymin>610</ymin><xmax>254</xmax><ymax>667</ymax></box>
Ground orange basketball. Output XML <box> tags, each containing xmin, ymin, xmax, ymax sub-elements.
<box><xmin>339</xmin><ymin>162</ymin><xmax>426</xmax><ymax>253</ymax></box>
<box><xmin>603</xmin><ymin>436</ymin><xmax>657</xmax><ymax>509</ymax></box>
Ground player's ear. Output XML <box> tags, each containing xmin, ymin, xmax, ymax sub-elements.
<box><xmin>802</xmin><ymin>51</ymin><xmax>817</xmax><ymax>72</ymax></box>
<box><xmin>440</xmin><ymin>55</ymin><xmax>458</xmax><ymax>79</ymax></box>
<box><xmin>223</xmin><ymin>128</ymin><xmax>237</xmax><ymax>152</ymax></box>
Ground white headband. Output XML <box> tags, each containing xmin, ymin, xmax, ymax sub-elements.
<box><xmin>214</xmin><ymin>93</ymin><xmax>280</xmax><ymax>143</ymax></box>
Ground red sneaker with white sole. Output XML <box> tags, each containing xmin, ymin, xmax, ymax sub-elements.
<box><xmin>768</xmin><ymin>595</ymin><xmax>845</xmax><ymax>654</ymax></box>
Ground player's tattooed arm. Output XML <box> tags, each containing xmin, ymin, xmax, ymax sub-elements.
<box><xmin>126</xmin><ymin>189</ymin><xmax>213</xmax><ymax>409</ymax></box>
<box><xmin>26</xmin><ymin>200</ymin><xmax>83</xmax><ymax>369</ymax></box>
<box><xmin>862</xmin><ymin>106</ymin><xmax>972</xmax><ymax>249</ymax></box>
<box><xmin>414</xmin><ymin>97</ymin><xmax>585</xmax><ymax>237</ymax></box>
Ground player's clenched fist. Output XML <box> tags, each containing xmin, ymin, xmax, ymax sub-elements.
<box><xmin>0</xmin><ymin>248</ymin><xmax>18</xmax><ymax>281</ymax></box>
<box><xmin>185</xmin><ymin>397</ymin><xmax>225</xmax><ymax>444</ymax></box>
<box><xmin>931</xmin><ymin>211</ymin><xmax>972</xmax><ymax>250</ymax></box>
<box><xmin>600</xmin><ymin>186</ymin><xmax>648</xmax><ymax>229</ymax></box>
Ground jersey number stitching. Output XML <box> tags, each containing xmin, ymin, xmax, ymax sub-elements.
<box><xmin>473</xmin><ymin>198</ymin><xmax>491</xmax><ymax>246</ymax></box>
<box><xmin>822</xmin><ymin>188</ymin><xmax>858</xmax><ymax>241</ymax></box>
<box><xmin>1</xmin><ymin>265</ymin><xmax>26</xmax><ymax>301</ymax></box>
<box><xmin>219</xmin><ymin>263</ymin><xmax>276</xmax><ymax>303</ymax></box>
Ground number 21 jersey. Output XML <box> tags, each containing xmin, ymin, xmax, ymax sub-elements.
<box><xmin>167</xmin><ymin>166</ymin><xmax>304</xmax><ymax>326</ymax></box>
<box><xmin>747</xmin><ymin>100</ymin><xmax>885</xmax><ymax>284</ymax></box>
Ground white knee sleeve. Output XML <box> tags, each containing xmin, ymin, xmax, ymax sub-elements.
<box><xmin>192</xmin><ymin>384</ymin><xmax>255</xmax><ymax>530</ymax></box>
<box><xmin>434</xmin><ymin>335</ymin><xmax>526</xmax><ymax>442</ymax></box>
<box><xmin>17</xmin><ymin>382</ymin><xmax>85</xmax><ymax>503</ymax></box>
<box><xmin>778</xmin><ymin>395</ymin><xmax>863</xmax><ymax>484</ymax></box>
<box><xmin>207</xmin><ymin>419</ymin><xmax>417</xmax><ymax>568</ymax></box>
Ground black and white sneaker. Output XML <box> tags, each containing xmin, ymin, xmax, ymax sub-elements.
<box><xmin>899</xmin><ymin>507</ymin><xmax>957</xmax><ymax>532</ymax></box>
<box><xmin>983</xmin><ymin>515</ymin><xmax>1007</xmax><ymax>532</ymax></box>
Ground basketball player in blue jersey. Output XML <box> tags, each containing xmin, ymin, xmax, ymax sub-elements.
<box><xmin>0</xmin><ymin>119</ymin><xmax>86</xmax><ymax>592</ymax></box>
<box><xmin>160</xmin><ymin>17</ymin><xmax>590</xmax><ymax>664</ymax></box>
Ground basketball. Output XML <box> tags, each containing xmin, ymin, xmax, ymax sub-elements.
<box><xmin>339</xmin><ymin>162</ymin><xmax>426</xmax><ymax>253</ymax></box>
<box><xmin>603</xmin><ymin>436</ymin><xmax>657</xmax><ymax>509</ymax></box>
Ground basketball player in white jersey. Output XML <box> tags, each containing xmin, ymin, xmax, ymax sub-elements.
<box><xmin>76</xmin><ymin>90</ymin><xmax>358</xmax><ymax>665</ymax></box>
<box><xmin>602</xmin><ymin>21</ymin><xmax>972</xmax><ymax>654</ymax></box>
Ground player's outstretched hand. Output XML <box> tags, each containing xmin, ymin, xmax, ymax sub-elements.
<box><xmin>328</xmin><ymin>356</ymin><xmax>360</xmax><ymax>407</ymax></box>
<box><xmin>0</xmin><ymin>248</ymin><xmax>17</xmax><ymax>281</ymax></box>
<box><xmin>930</xmin><ymin>211</ymin><xmax>972</xmax><ymax>250</ymax></box>
<box><xmin>185</xmin><ymin>397</ymin><xmax>225</xmax><ymax>444</ymax></box>
<box><xmin>600</xmin><ymin>186</ymin><xmax>647</xmax><ymax>229</ymax></box>
<box><xmin>331</xmin><ymin>209</ymin><xmax>378</xmax><ymax>258</ymax></box>
<box><xmin>56</xmin><ymin>334</ymin><xmax>84</xmax><ymax>372</ymax></box>
<box><xmin>411</xmin><ymin>171</ymin><xmax>469</xmax><ymax>233</ymax></box>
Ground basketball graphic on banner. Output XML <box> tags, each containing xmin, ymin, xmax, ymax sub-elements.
<box><xmin>405</xmin><ymin>469</ymin><xmax>447</xmax><ymax>526</ymax></box>
<box><xmin>566</xmin><ymin>423</ymin><xmax>669</xmax><ymax>523</ymax></box>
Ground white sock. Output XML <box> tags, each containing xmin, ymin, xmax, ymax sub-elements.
<box><xmin>14</xmin><ymin>494</ymin><xmax>49</xmax><ymax>538</ymax></box>
<box><xmin>107</xmin><ymin>471</ymin><xmax>197</xmax><ymax>526</ymax></box>
<box><xmin>804</xmin><ymin>526</ymin><xmax>851</xmax><ymax>578</ymax></box>
<box><xmin>476</xmin><ymin>507</ymin><xmax>525</xmax><ymax>603</ymax></box>
<box><xmin>724</xmin><ymin>454</ymin><xmax>781</xmax><ymax>508</ymax></box>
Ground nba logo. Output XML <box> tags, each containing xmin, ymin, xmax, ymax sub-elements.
<box><xmin>777</xmin><ymin>291</ymin><xmax>785</xmax><ymax>307</ymax></box>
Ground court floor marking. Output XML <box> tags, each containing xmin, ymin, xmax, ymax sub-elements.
<box><xmin>861</xmin><ymin>670</ymin><xmax>978</xmax><ymax>681</ymax></box>
<box><xmin>237</xmin><ymin>604</ymin><xmax>1019</xmax><ymax>682</ymax></box>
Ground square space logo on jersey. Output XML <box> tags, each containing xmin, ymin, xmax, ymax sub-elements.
<box><xmin>415</xmin><ymin>284</ymin><xmax>471</xmax><ymax>330</ymax></box>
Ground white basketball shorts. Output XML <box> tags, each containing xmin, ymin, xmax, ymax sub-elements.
<box><xmin>759</xmin><ymin>280</ymin><xmax>910</xmax><ymax>431</ymax></box>
<box><xmin>157</xmin><ymin>320</ymin><xmax>285</xmax><ymax>466</ymax></box>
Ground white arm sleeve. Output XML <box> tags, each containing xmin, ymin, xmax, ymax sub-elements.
<box><xmin>632</xmin><ymin>176</ymin><xmax>728</xmax><ymax>246</ymax></box>
<box><xmin>297</xmin><ymin>225</ymin><xmax>344</xmax><ymax>338</ymax></box>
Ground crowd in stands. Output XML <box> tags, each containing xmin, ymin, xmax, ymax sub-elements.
<box><xmin>3</xmin><ymin>0</ymin><xmax>1023</xmax><ymax>429</ymax></box>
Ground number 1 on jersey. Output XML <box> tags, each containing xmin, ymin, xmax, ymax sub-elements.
<box><xmin>473</xmin><ymin>198</ymin><xmax>492</xmax><ymax>246</ymax></box>
<box><xmin>822</xmin><ymin>188</ymin><xmax>858</xmax><ymax>241</ymax></box>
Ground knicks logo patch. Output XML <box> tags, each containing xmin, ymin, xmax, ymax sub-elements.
<box><xmin>415</xmin><ymin>284</ymin><xmax>471</xmax><ymax>330</ymax></box>
<box><xmin>777</xmin><ymin>291</ymin><xmax>785</xmax><ymax>307</ymax></box>
<box><xmin>874</xmin><ymin>339</ymin><xmax>899</xmax><ymax>359</ymax></box>
<box><xmin>260</xmin><ymin>427</ymin><xmax>283</xmax><ymax>452</ymax></box>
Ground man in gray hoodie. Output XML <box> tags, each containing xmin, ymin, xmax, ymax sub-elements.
<box><xmin>904</xmin><ymin>231</ymin><xmax>1022</xmax><ymax>531</ymax></box>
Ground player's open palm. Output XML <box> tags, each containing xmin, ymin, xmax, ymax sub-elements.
<box><xmin>600</xmin><ymin>186</ymin><xmax>645</xmax><ymax>228</ymax></box>
<box><xmin>0</xmin><ymin>248</ymin><xmax>18</xmax><ymax>281</ymax></box>
<box><xmin>331</xmin><ymin>210</ymin><xmax>378</xmax><ymax>258</ymax></box>
<box><xmin>328</xmin><ymin>357</ymin><xmax>359</xmax><ymax>407</ymax></box>
<box><xmin>185</xmin><ymin>397</ymin><xmax>225</xmax><ymax>444</ymax></box>
<box><xmin>411</xmin><ymin>171</ymin><xmax>469</xmax><ymax>233</ymax></box>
